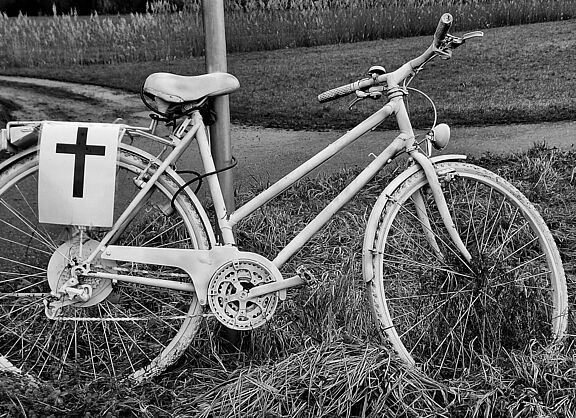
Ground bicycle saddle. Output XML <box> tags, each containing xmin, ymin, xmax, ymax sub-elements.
<box><xmin>142</xmin><ymin>72</ymin><xmax>240</xmax><ymax>103</ymax></box>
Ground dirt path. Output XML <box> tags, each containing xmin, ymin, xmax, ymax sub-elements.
<box><xmin>1</xmin><ymin>75</ymin><xmax>575</xmax><ymax>185</ymax></box>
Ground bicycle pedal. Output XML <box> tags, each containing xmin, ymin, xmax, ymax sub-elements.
<box><xmin>297</xmin><ymin>265</ymin><xmax>319</xmax><ymax>288</ymax></box>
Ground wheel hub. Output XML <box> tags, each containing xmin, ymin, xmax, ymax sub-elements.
<box><xmin>207</xmin><ymin>259</ymin><xmax>279</xmax><ymax>330</ymax></box>
<box><xmin>47</xmin><ymin>238</ymin><xmax>114</xmax><ymax>307</ymax></box>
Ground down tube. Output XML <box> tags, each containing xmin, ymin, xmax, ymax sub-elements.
<box><xmin>272</xmin><ymin>134</ymin><xmax>407</xmax><ymax>269</ymax></box>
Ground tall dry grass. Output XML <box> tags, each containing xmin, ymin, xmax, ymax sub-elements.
<box><xmin>0</xmin><ymin>0</ymin><xmax>574</xmax><ymax>67</ymax></box>
<box><xmin>1</xmin><ymin>144</ymin><xmax>574</xmax><ymax>417</ymax></box>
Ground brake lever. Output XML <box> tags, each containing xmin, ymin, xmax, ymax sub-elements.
<box><xmin>462</xmin><ymin>31</ymin><xmax>484</xmax><ymax>41</ymax></box>
<box><xmin>348</xmin><ymin>86</ymin><xmax>384</xmax><ymax>110</ymax></box>
<box><xmin>435</xmin><ymin>31</ymin><xmax>484</xmax><ymax>59</ymax></box>
<box><xmin>447</xmin><ymin>31</ymin><xmax>485</xmax><ymax>49</ymax></box>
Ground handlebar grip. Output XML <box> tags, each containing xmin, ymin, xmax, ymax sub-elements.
<box><xmin>433</xmin><ymin>13</ymin><xmax>453</xmax><ymax>48</ymax></box>
<box><xmin>318</xmin><ymin>82</ymin><xmax>358</xmax><ymax>103</ymax></box>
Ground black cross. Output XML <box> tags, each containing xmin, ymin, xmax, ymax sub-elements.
<box><xmin>56</xmin><ymin>127</ymin><xmax>106</xmax><ymax>198</ymax></box>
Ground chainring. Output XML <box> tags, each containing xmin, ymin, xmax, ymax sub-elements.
<box><xmin>207</xmin><ymin>259</ymin><xmax>279</xmax><ymax>330</ymax></box>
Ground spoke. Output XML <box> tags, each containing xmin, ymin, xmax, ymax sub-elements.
<box><xmin>158</xmin><ymin>237</ymin><xmax>191</xmax><ymax>248</ymax></box>
<box><xmin>398</xmin><ymin>283</ymin><xmax>475</xmax><ymax>339</ymax></box>
<box><xmin>488</xmin><ymin>208</ymin><xmax>522</xmax><ymax>259</ymax></box>
<box><xmin>129</xmin><ymin>291</ymin><xmax>183</xmax><ymax>334</ymax></box>
<box><xmin>479</xmin><ymin>186</ymin><xmax>495</xmax><ymax>253</ymax></box>
<box><xmin>0</xmin><ymin>270</ymin><xmax>46</xmax><ymax>280</ymax></box>
<box><xmin>426</xmin><ymin>292</ymin><xmax>481</xmax><ymax>367</ymax></box>
<box><xmin>382</xmin><ymin>253</ymin><xmax>475</xmax><ymax>280</ymax></box>
<box><xmin>497</xmin><ymin>236</ymin><xmax>540</xmax><ymax>265</ymax></box>
<box><xmin>503</xmin><ymin>253</ymin><xmax>546</xmax><ymax>276</ymax></box>
<box><xmin>0</xmin><ymin>296</ymin><xmax>44</xmax><ymax>323</ymax></box>
<box><xmin>98</xmin><ymin>304</ymin><xmax>117</xmax><ymax>377</ymax></box>
<box><xmin>0</xmin><ymin>235</ymin><xmax>53</xmax><ymax>258</ymax></box>
<box><xmin>481</xmin><ymin>195</ymin><xmax>507</xmax><ymax>254</ymax></box>
<box><xmin>0</xmin><ymin>199</ymin><xmax>57</xmax><ymax>252</ymax></box>
<box><xmin>83</xmin><ymin>320</ymin><xmax>97</xmax><ymax>378</ymax></box>
<box><xmin>104</xmin><ymin>303</ymin><xmax>153</xmax><ymax>366</ymax></box>
<box><xmin>393</xmin><ymin>198</ymin><xmax>475</xmax><ymax>274</ymax></box>
<box><xmin>32</xmin><ymin>320</ymin><xmax>58</xmax><ymax>376</ymax></box>
<box><xmin>57</xmin><ymin>323</ymin><xmax>76</xmax><ymax>379</ymax></box>
<box><xmin>4</xmin><ymin>305</ymin><xmax>44</xmax><ymax>364</ymax></box>
<box><xmin>14</xmin><ymin>182</ymin><xmax>59</xmax><ymax>250</ymax></box>
<box><xmin>110</xmin><ymin>316</ymin><xmax>138</xmax><ymax>373</ymax></box>
<box><xmin>104</xmin><ymin>298</ymin><xmax>166</xmax><ymax>350</ymax></box>
<box><xmin>0</xmin><ymin>256</ymin><xmax>46</xmax><ymax>273</ymax></box>
<box><xmin>386</xmin><ymin>287</ymin><xmax>474</xmax><ymax>302</ymax></box>
<box><xmin>385</xmin><ymin>227</ymin><xmax>444</xmax><ymax>269</ymax></box>
<box><xmin>0</xmin><ymin>276</ymin><xmax>48</xmax><ymax>303</ymax></box>
<box><xmin>141</xmin><ymin>219</ymin><xmax>185</xmax><ymax>247</ymax></box>
<box><xmin>460</xmin><ymin>178</ymin><xmax>482</xmax><ymax>253</ymax></box>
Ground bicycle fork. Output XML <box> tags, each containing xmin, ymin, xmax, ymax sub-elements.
<box><xmin>410</xmin><ymin>150</ymin><xmax>472</xmax><ymax>263</ymax></box>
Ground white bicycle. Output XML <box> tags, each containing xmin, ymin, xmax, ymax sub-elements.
<box><xmin>0</xmin><ymin>13</ymin><xmax>569</xmax><ymax>383</ymax></box>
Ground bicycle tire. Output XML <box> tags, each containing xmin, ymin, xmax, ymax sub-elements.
<box><xmin>363</xmin><ymin>161</ymin><xmax>568</xmax><ymax>379</ymax></box>
<box><xmin>0</xmin><ymin>147</ymin><xmax>211</xmax><ymax>383</ymax></box>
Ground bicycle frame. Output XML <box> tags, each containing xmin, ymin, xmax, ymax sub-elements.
<box><xmin>86</xmin><ymin>88</ymin><xmax>471</xmax><ymax>306</ymax></box>
<box><xmin>84</xmin><ymin>23</ymin><xmax>477</xmax><ymax>302</ymax></box>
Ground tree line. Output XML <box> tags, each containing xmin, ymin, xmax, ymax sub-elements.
<box><xmin>0</xmin><ymin>0</ymin><xmax>187</xmax><ymax>15</ymax></box>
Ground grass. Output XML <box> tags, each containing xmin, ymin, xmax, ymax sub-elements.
<box><xmin>1</xmin><ymin>19</ymin><xmax>575</xmax><ymax>130</ymax></box>
<box><xmin>1</xmin><ymin>143</ymin><xmax>575</xmax><ymax>417</ymax></box>
<box><xmin>0</xmin><ymin>1</ymin><xmax>574</xmax><ymax>67</ymax></box>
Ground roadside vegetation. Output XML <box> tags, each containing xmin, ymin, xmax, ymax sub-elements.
<box><xmin>1</xmin><ymin>144</ymin><xmax>575</xmax><ymax>417</ymax></box>
<box><xmin>0</xmin><ymin>0</ymin><xmax>575</xmax><ymax>66</ymax></box>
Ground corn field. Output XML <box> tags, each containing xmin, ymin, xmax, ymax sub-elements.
<box><xmin>0</xmin><ymin>0</ymin><xmax>574</xmax><ymax>67</ymax></box>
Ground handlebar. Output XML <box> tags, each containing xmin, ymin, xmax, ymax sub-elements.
<box><xmin>433</xmin><ymin>13</ymin><xmax>453</xmax><ymax>49</ymax></box>
<box><xmin>318</xmin><ymin>13</ymin><xmax>477</xmax><ymax>104</ymax></box>
<box><xmin>317</xmin><ymin>79</ymin><xmax>372</xmax><ymax>103</ymax></box>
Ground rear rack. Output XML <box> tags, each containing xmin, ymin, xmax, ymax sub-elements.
<box><xmin>1</xmin><ymin>120</ymin><xmax>159</xmax><ymax>158</ymax></box>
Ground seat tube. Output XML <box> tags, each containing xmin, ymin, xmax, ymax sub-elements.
<box><xmin>194</xmin><ymin>112</ymin><xmax>235</xmax><ymax>244</ymax></box>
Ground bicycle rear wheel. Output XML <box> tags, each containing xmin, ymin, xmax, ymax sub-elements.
<box><xmin>364</xmin><ymin>161</ymin><xmax>568</xmax><ymax>379</ymax></box>
<box><xmin>0</xmin><ymin>147</ymin><xmax>211</xmax><ymax>383</ymax></box>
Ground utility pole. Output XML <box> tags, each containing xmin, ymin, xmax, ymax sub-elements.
<box><xmin>202</xmin><ymin>0</ymin><xmax>242</xmax><ymax>347</ymax></box>
<box><xmin>202</xmin><ymin>0</ymin><xmax>235</xmax><ymax>215</ymax></box>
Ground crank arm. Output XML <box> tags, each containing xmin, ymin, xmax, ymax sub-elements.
<box><xmin>242</xmin><ymin>275</ymin><xmax>305</xmax><ymax>300</ymax></box>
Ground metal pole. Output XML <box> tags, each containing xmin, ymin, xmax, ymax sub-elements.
<box><xmin>202</xmin><ymin>0</ymin><xmax>235</xmax><ymax>215</ymax></box>
<box><xmin>202</xmin><ymin>0</ymin><xmax>242</xmax><ymax>347</ymax></box>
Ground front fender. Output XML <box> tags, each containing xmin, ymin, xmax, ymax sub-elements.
<box><xmin>362</xmin><ymin>154</ymin><xmax>466</xmax><ymax>282</ymax></box>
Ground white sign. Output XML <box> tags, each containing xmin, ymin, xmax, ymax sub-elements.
<box><xmin>38</xmin><ymin>122</ymin><xmax>120</xmax><ymax>227</ymax></box>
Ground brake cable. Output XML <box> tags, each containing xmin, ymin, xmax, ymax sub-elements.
<box><xmin>170</xmin><ymin>157</ymin><xmax>238</xmax><ymax>211</ymax></box>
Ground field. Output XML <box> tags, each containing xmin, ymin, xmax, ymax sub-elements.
<box><xmin>1</xmin><ymin>18</ymin><xmax>575</xmax><ymax>131</ymax></box>
<box><xmin>0</xmin><ymin>1</ymin><xmax>576</xmax><ymax>417</ymax></box>
<box><xmin>0</xmin><ymin>0</ymin><xmax>575</xmax><ymax>66</ymax></box>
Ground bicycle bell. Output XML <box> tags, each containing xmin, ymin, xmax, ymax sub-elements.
<box><xmin>368</xmin><ymin>65</ymin><xmax>386</xmax><ymax>77</ymax></box>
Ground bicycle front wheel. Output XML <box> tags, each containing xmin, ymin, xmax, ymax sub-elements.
<box><xmin>0</xmin><ymin>147</ymin><xmax>211</xmax><ymax>383</ymax></box>
<box><xmin>364</xmin><ymin>161</ymin><xmax>568</xmax><ymax>379</ymax></box>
